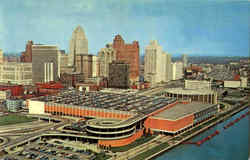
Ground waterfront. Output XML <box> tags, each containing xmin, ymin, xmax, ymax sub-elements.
<box><xmin>156</xmin><ymin>108</ymin><xmax>249</xmax><ymax>160</ymax></box>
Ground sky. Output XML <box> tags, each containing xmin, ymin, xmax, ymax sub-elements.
<box><xmin>0</xmin><ymin>0</ymin><xmax>249</xmax><ymax>56</ymax></box>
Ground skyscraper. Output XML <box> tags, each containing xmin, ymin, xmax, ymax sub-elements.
<box><xmin>182</xmin><ymin>54</ymin><xmax>188</xmax><ymax>68</ymax></box>
<box><xmin>20</xmin><ymin>40</ymin><xmax>33</xmax><ymax>63</ymax></box>
<box><xmin>98</xmin><ymin>44</ymin><xmax>116</xmax><ymax>78</ymax></box>
<box><xmin>112</xmin><ymin>35</ymin><xmax>139</xmax><ymax>83</ymax></box>
<box><xmin>92</xmin><ymin>55</ymin><xmax>99</xmax><ymax>77</ymax></box>
<box><xmin>32</xmin><ymin>45</ymin><xmax>61</xmax><ymax>83</ymax></box>
<box><xmin>165</xmin><ymin>52</ymin><xmax>172</xmax><ymax>81</ymax></box>
<box><xmin>144</xmin><ymin>40</ymin><xmax>166</xmax><ymax>85</ymax></box>
<box><xmin>171</xmin><ymin>61</ymin><xmax>184</xmax><ymax>80</ymax></box>
<box><xmin>75</xmin><ymin>55</ymin><xmax>92</xmax><ymax>78</ymax></box>
<box><xmin>69</xmin><ymin>25</ymin><xmax>88</xmax><ymax>67</ymax></box>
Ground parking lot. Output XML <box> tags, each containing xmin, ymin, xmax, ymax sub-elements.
<box><xmin>1</xmin><ymin>139</ymin><xmax>97</xmax><ymax>160</ymax></box>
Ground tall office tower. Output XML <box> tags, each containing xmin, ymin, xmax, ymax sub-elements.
<box><xmin>144</xmin><ymin>40</ymin><xmax>165</xmax><ymax>85</ymax></box>
<box><xmin>112</xmin><ymin>35</ymin><xmax>139</xmax><ymax>83</ymax></box>
<box><xmin>69</xmin><ymin>25</ymin><xmax>88</xmax><ymax>67</ymax></box>
<box><xmin>60</xmin><ymin>50</ymin><xmax>68</xmax><ymax>67</ymax></box>
<box><xmin>32</xmin><ymin>45</ymin><xmax>61</xmax><ymax>83</ymax></box>
<box><xmin>59</xmin><ymin>50</ymin><xmax>70</xmax><ymax>73</ymax></box>
<box><xmin>98</xmin><ymin>44</ymin><xmax>116</xmax><ymax>78</ymax></box>
<box><xmin>182</xmin><ymin>54</ymin><xmax>188</xmax><ymax>68</ymax></box>
<box><xmin>0</xmin><ymin>49</ymin><xmax>3</xmax><ymax>63</ymax></box>
<box><xmin>171</xmin><ymin>61</ymin><xmax>184</xmax><ymax>80</ymax></box>
<box><xmin>20</xmin><ymin>40</ymin><xmax>33</xmax><ymax>62</ymax></box>
<box><xmin>92</xmin><ymin>55</ymin><xmax>99</xmax><ymax>77</ymax></box>
<box><xmin>108</xmin><ymin>61</ymin><xmax>130</xmax><ymax>89</ymax></box>
<box><xmin>75</xmin><ymin>55</ymin><xmax>92</xmax><ymax>78</ymax></box>
<box><xmin>165</xmin><ymin>53</ymin><xmax>172</xmax><ymax>81</ymax></box>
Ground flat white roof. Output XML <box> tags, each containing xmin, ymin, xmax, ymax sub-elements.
<box><xmin>153</xmin><ymin>102</ymin><xmax>216</xmax><ymax>120</ymax></box>
<box><xmin>165</xmin><ymin>88</ymin><xmax>215</xmax><ymax>95</ymax></box>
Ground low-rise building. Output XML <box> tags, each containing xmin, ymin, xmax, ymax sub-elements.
<box><xmin>145</xmin><ymin>102</ymin><xmax>218</xmax><ymax>134</ymax></box>
<box><xmin>0</xmin><ymin>90</ymin><xmax>11</xmax><ymax>100</ymax></box>
<box><xmin>240</xmin><ymin>77</ymin><xmax>248</xmax><ymax>88</ymax></box>
<box><xmin>224</xmin><ymin>80</ymin><xmax>241</xmax><ymax>88</ymax></box>
<box><xmin>6</xmin><ymin>99</ymin><xmax>23</xmax><ymax>112</ymax></box>
<box><xmin>0</xmin><ymin>62</ymin><xmax>32</xmax><ymax>85</ymax></box>
<box><xmin>185</xmin><ymin>80</ymin><xmax>211</xmax><ymax>90</ymax></box>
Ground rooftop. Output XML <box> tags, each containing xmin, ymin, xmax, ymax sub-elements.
<box><xmin>207</xmin><ymin>69</ymin><xmax>234</xmax><ymax>81</ymax></box>
<box><xmin>153</xmin><ymin>102</ymin><xmax>217</xmax><ymax>120</ymax></box>
<box><xmin>165</xmin><ymin>88</ymin><xmax>215</xmax><ymax>95</ymax></box>
<box><xmin>32</xmin><ymin>89</ymin><xmax>177</xmax><ymax>115</ymax></box>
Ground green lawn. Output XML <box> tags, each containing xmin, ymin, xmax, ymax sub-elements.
<box><xmin>110</xmin><ymin>135</ymin><xmax>156</xmax><ymax>153</ymax></box>
<box><xmin>0</xmin><ymin>114</ymin><xmax>37</xmax><ymax>126</ymax></box>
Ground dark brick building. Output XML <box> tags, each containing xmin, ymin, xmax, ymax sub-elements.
<box><xmin>21</xmin><ymin>40</ymin><xmax>33</xmax><ymax>62</ymax></box>
<box><xmin>108</xmin><ymin>61</ymin><xmax>130</xmax><ymax>89</ymax></box>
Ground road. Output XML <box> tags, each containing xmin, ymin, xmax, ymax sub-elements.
<box><xmin>0</xmin><ymin>118</ymin><xmax>70</xmax><ymax>151</ymax></box>
<box><xmin>0</xmin><ymin>121</ymin><xmax>51</xmax><ymax>134</ymax></box>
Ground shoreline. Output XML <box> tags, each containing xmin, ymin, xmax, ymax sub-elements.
<box><xmin>144</xmin><ymin>104</ymin><xmax>249</xmax><ymax>160</ymax></box>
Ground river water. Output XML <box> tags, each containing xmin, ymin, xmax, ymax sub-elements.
<box><xmin>155</xmin><ymin>108</ymin><xmax>249</xmax><ymax>160</ymax></box>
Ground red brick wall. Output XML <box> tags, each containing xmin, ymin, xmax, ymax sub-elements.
<box><xmin>98</xmin><ymin>129</ymin><xmax>143</xmax><ymax>147</ymax></box>
<box><xmin>21</xmin><ymin>40</ymin><xmax>33</xmax><ymax>62</ymax></box>
<box><xmin>145</xmin><ymin>115</ymin><xmax>194</xmax><ymax>133</ymax></box>
<box><xmin>44</xmin><ymin>105</ymin><xmax>131</xmax><ymax>120</ymax></box>
<box><xmin>112</xmin><ymin>35</ymin><xmax>139</xmax><ymax>82</ymax></box>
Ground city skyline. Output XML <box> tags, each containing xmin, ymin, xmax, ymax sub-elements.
<box><xmin>0</xmin><ymin>0</ymin><xmax>249</xmax><ymax>56</ymax></box>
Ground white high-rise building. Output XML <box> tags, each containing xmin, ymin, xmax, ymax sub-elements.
<box><xmin>162</xmin><ymin>53</ymin><xmax>167</xmax><ymax>82</ymax></box>
<box><xmin>69</xmin><ymin>25</ymin><xmax>88</xmax><ymax>66</ymax></box>
<box><xmin>144</xmin><ymin>40</ymin><xmax>169</xmax><ymax>85</ymax></box>
<box><xmin>182</xmin><ymin>54</ymin><xmax>188</xmax><ymax>68</ymax></box>
<box><xmin>165</xmin><ymin>52</ymin><xmax>172</xmax><ymax>81</ymax></box>
<box><xmin>171</xmin><ymin>61</ymin><xmax>183</xmax><ymax>80</ymax></box>
<box><xmin>92</xmin><ymin>55</ymin><xmax>99</xmax><ymax>77</ymax></box>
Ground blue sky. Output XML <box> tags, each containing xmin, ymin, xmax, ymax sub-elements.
<box><xmin>0</xmin><ymin>0</ymin><xmax>249</xmax><ymax>56</ymax></box>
